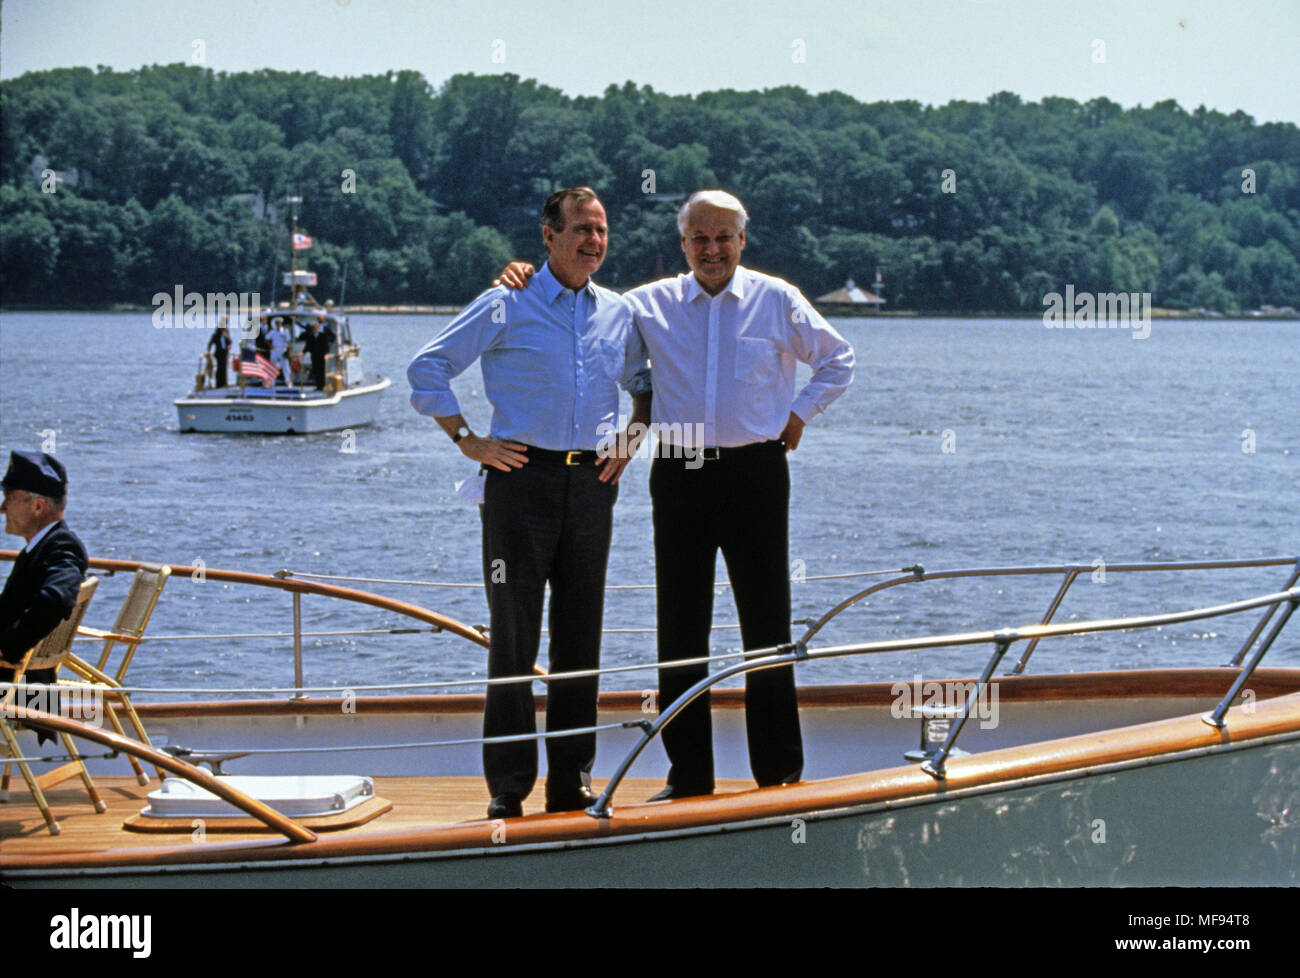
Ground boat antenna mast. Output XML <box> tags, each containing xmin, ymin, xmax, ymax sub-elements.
<box><xmin>284</xmin><ymin>193</ymin><xmax>321</xmax><ymax>309</ymax></box>
<box><xmin>288</xmin><ymin>194</ymin><xmax>303</xmax><ymax>308</ymax></box>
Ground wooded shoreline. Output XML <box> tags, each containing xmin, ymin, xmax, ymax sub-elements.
<box><xmin>4</xmin><ymin>67</ymin><xmax>1297</xmax><ymax>313</ymax></box>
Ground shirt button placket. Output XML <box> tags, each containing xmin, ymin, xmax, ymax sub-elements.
<box><xmin>570</xmin><ymin>292</ymin><xmax>583</xmax><ymax>441</ymax></box>
<box><xmin>706</xmin><ymin>297</ymin><xmax>719</xmax><ymax>445</ymax></box>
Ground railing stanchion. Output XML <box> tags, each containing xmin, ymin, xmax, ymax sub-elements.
<box><xmin>291</xmin><ymin>590</ymin><xmax>305</xmax><ymax>700</ymax></box>
<box><xmin>1204</xmin><ymin>595</ymin><xmax>1299</xmax><ymax>729</ymax></box>
<box><xmin>922</xmin><ymin>634</ymin><xmax>1014</xmax><ymax>780</ymax></box>
<box><xmin>1012</xmin><ymin>568</ymin><xmax>1080</xmax><ymax>674</ymax></box>
<box><xmin>1228</xmin><ymin>559</ymin><xmax>1300</xmax><ymax>666</ymax></box>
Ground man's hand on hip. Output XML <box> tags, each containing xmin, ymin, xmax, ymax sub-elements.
<box><xmin>780</xmin><ymin>413</ymin><xmax>805</xmax><ymax>451</ymax></box>
<box><xmin>461</xmin><ymin>436</ymin><xmax>529</xmax><ymax>471</ymax></box>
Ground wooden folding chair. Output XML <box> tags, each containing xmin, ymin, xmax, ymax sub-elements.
<box><xmin>61</xmin><ymin>563</ymin><xmax>171</xmax><ymax>783</ymax></box>
<box><xmin>0</xmin><ymin>576</ymin><xmax>105</xmax><ymax>835</ymax></box>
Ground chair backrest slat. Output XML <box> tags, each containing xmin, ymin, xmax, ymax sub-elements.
<box><xmin>15</xmin><ymin>576</ymin><xmax>99</xmax><ymax>674</ymax></box>
<box><xmin>98</xmin><ymin>564</ymin><xmax>170</xmax><ymax>678</ymax></box>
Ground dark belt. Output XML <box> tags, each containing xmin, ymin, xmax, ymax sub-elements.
<box><xmin>522</xmin><ymin>446</ymin><xmax>602</xmax><ymax>466</ymax></box>
<box><xmin>656</xmin><ymin>439</ymin><xmax>784</xmax><ymax>462</ymax></box>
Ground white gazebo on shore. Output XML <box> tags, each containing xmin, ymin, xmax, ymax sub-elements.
<box><xmin>816</xmin><ymin>278</ymin><xmax>886</xmax><ymax>312</ymax></box>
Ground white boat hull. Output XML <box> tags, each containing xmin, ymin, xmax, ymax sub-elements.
<box><xmin>174</xmin><ymin>377</ymin><xmax>390</xmax><ymax>434</ymax></box>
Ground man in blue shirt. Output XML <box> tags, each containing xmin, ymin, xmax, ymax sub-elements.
<box><xmin>408</xmin><ymin>188</ymin><xmax>650</xmax><ymax>819</ymax></box>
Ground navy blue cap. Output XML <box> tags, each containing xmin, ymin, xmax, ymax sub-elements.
<box><xmin>1</xmin><ymin>450</ymin><xmax>68</xmax><ymax>497</ymax></box>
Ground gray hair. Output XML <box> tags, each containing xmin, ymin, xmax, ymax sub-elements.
<box><xmin>677</xmin><ymin>190</ymin><xmax>749</xmax><ymax>235</ymax></box>
<box><xmin>23</xmin><ymin>489</ymin><xmax>66</xmax><ymax>513</ymax></box>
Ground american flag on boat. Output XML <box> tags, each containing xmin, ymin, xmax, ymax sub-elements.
<box><xmin>240</xmin><ymin>352</ymin><xmax>280</xmax><ymax>382</ymax></box>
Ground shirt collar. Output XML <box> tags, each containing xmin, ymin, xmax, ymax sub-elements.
<box><xmin>682</xmin><ymin>265</ymin><xmax>748</xmax><ymax>303</ymax></box>
<box><xmin>536</xmin><ymin>262</ymin><xmax>597</xmax><ymax>305</ymax></box>
<box><xmin>25</xmin><ymin>520</ymin><xmax>59</xmax><ymax>552</ymax></box>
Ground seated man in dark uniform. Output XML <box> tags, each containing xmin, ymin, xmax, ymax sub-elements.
<box><xmin>0</xmin><ymin>451</ymin><xmax>89</xmax><ymax>706</ymax></box>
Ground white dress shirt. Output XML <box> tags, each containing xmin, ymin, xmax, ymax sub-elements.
<box><xmin>625</xmin><ymin>266</ymin><xmax>855</xmax><ymax>447</ymax></box>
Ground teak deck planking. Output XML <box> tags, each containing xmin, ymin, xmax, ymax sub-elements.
<box><xmin>0</xmin><ymin>775</ymin><xmax>754</xmax><ymax>858</ymax></box>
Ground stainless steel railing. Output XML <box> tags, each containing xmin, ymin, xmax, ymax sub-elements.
<box><xmin>586</xmin><ymin>580</ymin><xmax>1300</xmax><ymax>815</ymax></box>
<box><xmin>13</xmin><ymin>559</ymin><xmax>1294</xmax><ymax>788</ymax></box>
<box><xmin>798</xmin><ymin>556</ymin><xmax>1300</xmax><ymax>671</ymax></box>
<box><xmin>7</xmin><ymin>550</ymin><xmax>1294</xmax><ymax>701</ymax></box>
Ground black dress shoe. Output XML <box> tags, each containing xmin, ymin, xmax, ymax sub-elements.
<box><xmin>487</xmin><ymin>793</ymin><xmax>523</xmax><ymax>819</ymax></box>
<box><xmin>647</xmin><ymin>783</ymin><xmax>714</xmax><ymax>802</ymax></box>
<box><xmin>544</xmin><ymin>786</ymin><xmax>599</xmax><ymax>813</ymax></box>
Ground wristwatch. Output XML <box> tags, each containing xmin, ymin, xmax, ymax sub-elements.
<box><xmin>451</xmin><ymin>425</ymin><xmax>471</xmax><ymax>443</ymax></box>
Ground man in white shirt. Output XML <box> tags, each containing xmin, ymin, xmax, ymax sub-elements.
<box><xmin>268</xmin><ymin>319</ymin><xmax>292</xmax><ymax>387</ymax></box>
<box><xmin>626</xmin><ymin>191</ymin><xmax>854</xmax><ymax>798</ymax></box>
<box><xmin>495</xmin><ymin>190</ymin><xmax>854</xmax><ymax>799</ymax></box>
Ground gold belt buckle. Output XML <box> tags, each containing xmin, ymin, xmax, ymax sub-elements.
<box><xmin>565</xmin><ymin>450</ymin><xmax>582</xmax><ymax>466</ymax></box>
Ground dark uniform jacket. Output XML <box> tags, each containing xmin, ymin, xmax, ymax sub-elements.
<box><xmin>1</xmin><ymin>521</ymin><xmax>89</xmax><ymax>683</ymax></box>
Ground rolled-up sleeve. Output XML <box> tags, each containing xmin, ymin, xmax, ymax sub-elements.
<box><xmin>621</xmin><ymin>318</ymin><xmax>652</xmax><ymax>398</ymax></box>
<box><xmin>786</xmin><ymin>290</ymin><xmax>855</xmax><ymax>422</ymax></box>
<box><xmin>407</xmin><ymin>287</ymin><xmax>510</xmax><ymax>419</ymax></box>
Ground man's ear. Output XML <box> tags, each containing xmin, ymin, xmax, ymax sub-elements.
<box><xmin>542</xmin><ymin>225</ymin><xmax>556</xmax><ymax>252</ymax></box>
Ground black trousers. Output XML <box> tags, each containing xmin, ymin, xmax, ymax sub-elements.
<box><xmin>480</xmin><ymin>458</ymin><xmax>617</xmax><ymax>800</ymax></box>
<box><xmin>650</xmin><ymin>441</ymin><xmax>803</xmax><ymax>790</ymax></box>
<box><xmin>0</xmin><ymin>664</ymin><xmax>58</xmax><ymax>745</ymax></box>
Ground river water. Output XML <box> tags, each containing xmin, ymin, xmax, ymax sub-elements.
<box><xmin>0</xmin><ymin>311</ymin><xmax>1296</xmax><ymax>696</ymax></box>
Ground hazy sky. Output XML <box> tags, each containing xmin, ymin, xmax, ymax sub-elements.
<box><xmin>2</xmin><ymin>0</ymin><xmax>1297</xmax><ymax>122</ymax></box>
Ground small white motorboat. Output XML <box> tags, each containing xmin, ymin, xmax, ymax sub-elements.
<box><xmin>173</xmin><ymin>199</ymin><xmax>389</xmax><ymax>434</ymax></box>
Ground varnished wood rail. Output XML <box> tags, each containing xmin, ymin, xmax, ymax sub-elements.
<box><xmin>0</xmin><ymin>550</ymin><xmax>488</xmax><ymax>649</ymax></box>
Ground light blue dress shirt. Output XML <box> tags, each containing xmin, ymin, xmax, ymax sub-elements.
<box><xmin>408</xmin><ymin>263</ymin><xmax>650</xmax><ymax>451</ymax></box>
<box><xmin>625</xmin><ymin>266</ymin><xmax>855</xmax><ymax>447</ymax></box>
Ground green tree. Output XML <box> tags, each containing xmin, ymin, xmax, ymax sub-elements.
<box><xmin>0</xmin><ymin>205</ymin><xmax>60</xmax><ymax>300</ymax></box>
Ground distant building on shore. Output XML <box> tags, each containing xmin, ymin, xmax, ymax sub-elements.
<box><xmin>816</xmin><ymin>278</ymin><xmax>886</xmax><ymax>314</ymax></box>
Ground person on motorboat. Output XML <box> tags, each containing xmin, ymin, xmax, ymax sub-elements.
<box><xmin>269</xmin><ymin>318</ymin><xmax>292</xmax><ymax>388</ymax></box>
<box><xmin>207</xmin><ymin>318</ymin><xmax>232</xmax><ymax>389</ymax></box>
<box><xmin>301</xmin><ymin>313</ymin><xmax>334</xmax><ymax>390</ymax></box>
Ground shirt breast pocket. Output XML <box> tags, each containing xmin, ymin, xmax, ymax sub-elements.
<box><xmin>594</xmin><ymin>338</ymin><xmax>626</xmax><ymax>383</ymax></box>
<box><xmin>734</xmin><ymin>336</ymin><xmax>780</xmax><ymax>381</ymax></box>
